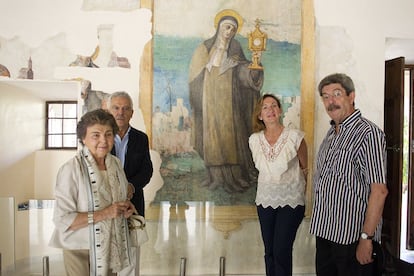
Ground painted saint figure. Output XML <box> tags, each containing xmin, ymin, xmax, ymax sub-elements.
<box><xmin>189</xmin><ymin>9</ymin><xmax>264</xmax><ymax>192</ymax></box>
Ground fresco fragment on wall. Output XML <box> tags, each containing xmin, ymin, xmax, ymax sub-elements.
<box><xmin>0</xmin><ymin>3</ymin><xmax>148</xmax><ymax>81</ymax></box>
<box><xmin>18</xmin><ymin>57</ymin><xmax>34</xmax><ymax>79</ymax></box>
<box><xmin>0</xmin><ymin>64</ymin><xmax>10</xmax><ymax>77</ymax></box>
<box><xmin>70</xmin><ymin>24</ymin><xmax>131</xmax><ymax>68</ymax></box>
<box><xmin>78</xmin><ymin>79</ymin><xmax>110</xmax><ymax>114</ymax></box>
<box><xmin>0</xmin><ymin>34</ymin><xmax>74</xmax><ymax>79</ymax></box>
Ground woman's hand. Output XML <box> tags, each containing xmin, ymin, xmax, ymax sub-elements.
<box><xmin>69</xmin><ymin>201</ymin><xmax>137</xmax><ymax>231</ymax></box>
<box><xmin>127</xmin><ymin>183</ymin><xmax>134</xmax><ymax>200</ymax></box>
<box><xmin>104</xmin><ymin>201</ymin><xmax>135</xmax><ymax>219</ymax></box>
<box><xmin>123</xmin><ymin>200</ymin><xmax>136</xmax><ymax>218</ymax></box>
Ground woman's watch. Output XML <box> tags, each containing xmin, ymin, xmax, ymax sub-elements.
<box><xmin>360</xmin><ymin>232</ymin><xmax>374</xmax><ymax>240</ymax></box>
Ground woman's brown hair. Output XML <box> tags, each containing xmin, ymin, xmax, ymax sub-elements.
<box><xmin>252</xmin><ymin>94</ymin><xmax>282</xmax><ymax>133</ymax></box>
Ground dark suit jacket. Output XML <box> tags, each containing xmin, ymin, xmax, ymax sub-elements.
<box><xmin>111</xmin><ymin>127</ymin><xmax>153</xmax><ymax>217</ymax></box>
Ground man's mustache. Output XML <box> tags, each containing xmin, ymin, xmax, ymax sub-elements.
<box><xmin>327</xmin><ymin>104</ymin><xmax>340</xmax><ymax>112</ymax></box>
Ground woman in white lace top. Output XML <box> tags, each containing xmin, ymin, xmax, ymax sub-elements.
<box><xmin>249</xmin><ymin>94</ymin><xmax>308</xmax><ymax>276</ymax></box>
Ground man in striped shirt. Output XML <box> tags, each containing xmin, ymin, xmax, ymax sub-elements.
<box><xmin>310</xmin><ymin>73</ymin><xmax>388</xmax><ymax>276</ymax></box>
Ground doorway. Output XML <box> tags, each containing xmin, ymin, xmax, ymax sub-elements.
<box><xmin>400</xmin><ymin>67</ymin><xmax>414</xmax><ymax>262</ymax></box>
<box><xmin>384</xmin><ymin>58</ymin><xmax>414</xmax><ymax>274</ymax></box>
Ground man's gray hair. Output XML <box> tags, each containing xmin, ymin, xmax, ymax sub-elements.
<box><xmin>108</xmin><ymin>91</ymin><xmax>134</xmax><ymax>108</ymax></box>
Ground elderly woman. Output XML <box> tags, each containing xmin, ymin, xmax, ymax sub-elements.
<box><xmin>49</xmin><ymin>109</ymin><xmax>136</xmax><ymax>276</ymax></box>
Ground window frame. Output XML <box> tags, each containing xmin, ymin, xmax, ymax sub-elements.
<box><xmin>45</xmin><ymin>101</ymin><xmax>78</xmax><ymax>150</ymax></box>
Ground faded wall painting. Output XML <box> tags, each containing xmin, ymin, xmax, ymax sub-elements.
<box><xmin>151</xmin><ymin>0</ymin><xmax>302</xmax><ymax>206</ymax></box>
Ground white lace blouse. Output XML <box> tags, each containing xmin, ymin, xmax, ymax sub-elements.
<box><xmin>249</xmin><ymin>128</ymin><xmax>306</xmax><ymax>209</ymax></box>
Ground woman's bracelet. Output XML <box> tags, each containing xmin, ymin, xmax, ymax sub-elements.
<box><xmin>88</xmin><ymin>211</ymin><xmax>94</xmax><ymax>224</ymax></box>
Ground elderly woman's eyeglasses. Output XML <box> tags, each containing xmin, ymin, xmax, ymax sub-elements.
<box><xmin>321</xmin><ymin>89</ymin><xmax>344</xmax><ymax>101</ymax></box>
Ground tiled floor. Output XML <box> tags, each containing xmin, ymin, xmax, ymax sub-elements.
<box><xmin>1</xmin><ymin>200</ymin><xmax>316</xmax><ymax>276</ymax></box>
<box><xmin>4</xmin><ymin>188</ymin><xmax>414</xmax><ymax>275</ymax></box>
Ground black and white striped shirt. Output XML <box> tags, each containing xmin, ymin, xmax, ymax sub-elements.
<box><xmin>310</xmin><ymin>110</ymin><xmax>387</xmax><ymax>244</ymax></box>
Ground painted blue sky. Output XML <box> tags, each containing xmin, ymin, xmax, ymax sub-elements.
<box><xmin>153</xmin><ymin>34</ymin><xmax>301</xmax><ymax>113</ymax></box>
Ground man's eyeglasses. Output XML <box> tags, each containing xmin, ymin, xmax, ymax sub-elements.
<box><xmin>321</xmin><ymin>89</ymin><xmax>344</xmax><ymax>100</ymax></box>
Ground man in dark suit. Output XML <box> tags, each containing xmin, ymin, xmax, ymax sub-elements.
<box><xmin>108</xmin><ymin>91</ymin><xmax>153</xmax><ymax>276</ymax></box>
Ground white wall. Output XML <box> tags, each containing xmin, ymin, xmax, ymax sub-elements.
<box><xmin>0</xmin><ymin>198</ymin><xmax>15</xmax><ymax>269</ymax></box>
<box><xmin>0</xmin><ymin>79</ymin><xmax>81</xmax><ymax>202</ymax></box>
<box><xmin>0</xmin><ymin>83</ymin><xmax>43</xmax><ymax>204</ymax></box>
<box><xmin>313</xmin><ymin>0</ymin><xmax>414</xmax><ymax>152</ymax></box>
<box><xmin>0</xmin><ymin>0</ymin><xmax>152</xmax><ymax>130</ymax></box>
<box><xmin>2</xmin><ymin>1</ymin><xmax>414</xmax><ymax>202</ymax></box>
<box><xmin>0</xmin><ymin>79</ymin><xmax>81</xmax><ymax>264</ymax></box>
<box><xmin>34</xmin><ymin>151</ymin><xmax>76</xmax><ymax>199</ymax></box>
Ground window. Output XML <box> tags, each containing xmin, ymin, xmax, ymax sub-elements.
<box><xmin>46</xmin><ymin>101</ymin><xmax>78</xmax><ymax>149</ymax></box>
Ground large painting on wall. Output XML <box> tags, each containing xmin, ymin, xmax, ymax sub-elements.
<box><xmin>150</xmin><ymin>0</ymin><xmax>303</xmax><ymax>207</ymax></box>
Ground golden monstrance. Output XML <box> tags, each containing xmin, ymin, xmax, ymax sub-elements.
<box><xmin>248</xmin><ymin>19</ymin><xmax>267</xmax><ymax>70</ymax></box>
